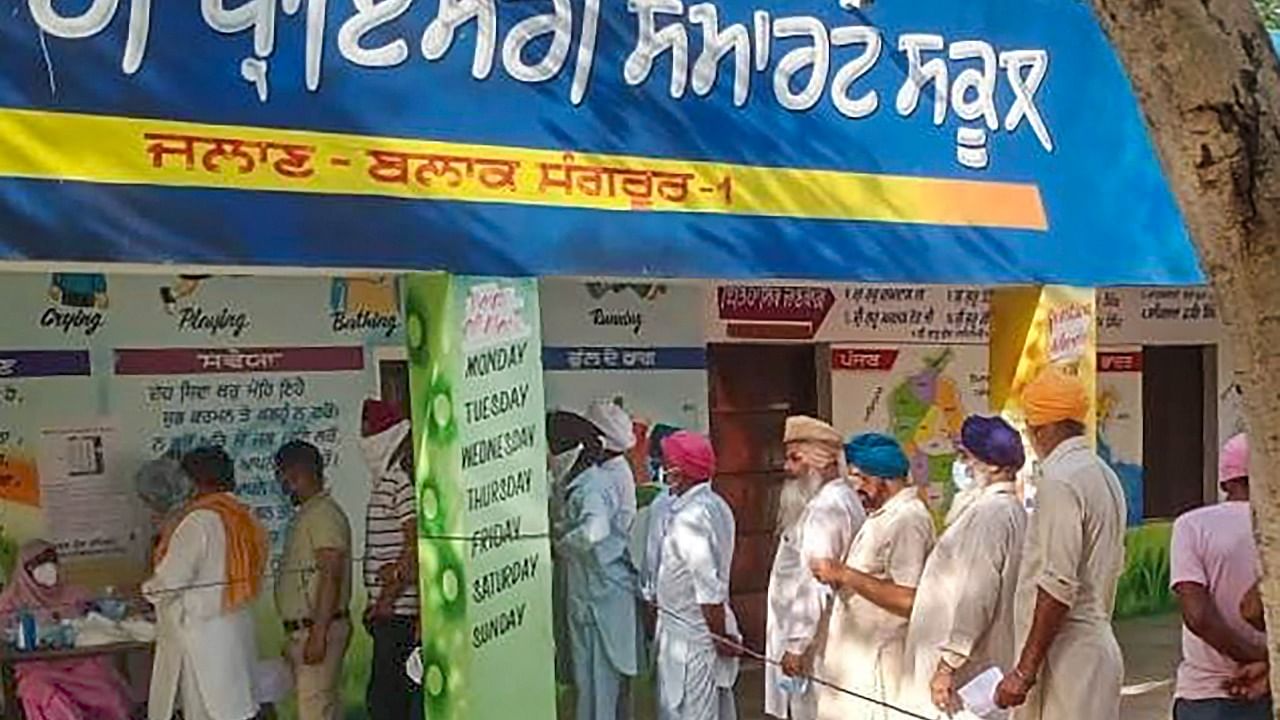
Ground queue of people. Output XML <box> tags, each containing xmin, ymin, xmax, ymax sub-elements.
<box><xmin>545</xmin><ymin>367</ymin><xmax>1141</xmax><ymax>720</ymax></box>
<box><xmin>6</xmin><ymin>367</ymin><xmax>1273</xmax><ymax>720</ymax></box>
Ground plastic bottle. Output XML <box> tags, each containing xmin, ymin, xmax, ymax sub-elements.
<box><xmin>17</xmin><ymin>610</ymin><xmax>37</xmax><ymax>652</ymax></box>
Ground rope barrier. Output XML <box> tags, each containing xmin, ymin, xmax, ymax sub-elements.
<box><xmin>1</xmin><ymin>530</ymin><xmax>944</xmax><ymax>719</ymax></box>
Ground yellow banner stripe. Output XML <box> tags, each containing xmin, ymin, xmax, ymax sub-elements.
<box><xmin>0</xmin><ymin>109</ymin><xmax>1047</xmax><ymax>231</ymax></box>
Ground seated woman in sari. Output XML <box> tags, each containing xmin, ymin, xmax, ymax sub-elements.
<box><xmin>0</xmin><ymin>540</ymin><xmax>135</xmax><ymax>720</ymax></box>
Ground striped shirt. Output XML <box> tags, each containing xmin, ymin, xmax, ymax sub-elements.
<box><xmin>363</xmin><ymin>463</ymin><xmax>419</xmax><ymax>616</ymax></box>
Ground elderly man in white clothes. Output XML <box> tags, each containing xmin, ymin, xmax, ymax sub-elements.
<box><xmin>902</xmin><ymin>415</ymin><xmax>1028</xmax><ymax>718</ymax></box>
<box><xmin>143</xmin><ymin>447</ymin><xmax>267</xmax><ymax>720</ymax></box>
<box><xmin>767</xmin><ymin>415</ymin><xmax>866</xmax><ymax>720</ymax></box>
<box><xmin>654</xmin><ymin>430</ymin><xmax>740</xmax><ymax>720</ymax></box>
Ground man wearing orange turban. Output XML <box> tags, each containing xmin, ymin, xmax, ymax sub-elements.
<box><xmin>995</xmin><ymin>367</ymin><xmax>1127</xmax><ymax>720</ymax></box>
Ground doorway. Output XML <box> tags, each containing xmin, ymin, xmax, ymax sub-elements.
<box><xmin>707</xmin><ymin>343</ymin><xmax>819</xmax><ymax>652</ymax></box>
<box><xmin>1142</xmin><ymin>345</ymin><xmax>1213</xmax><ymax>519</ymax></box>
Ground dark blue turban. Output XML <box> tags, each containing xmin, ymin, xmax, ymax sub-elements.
<box><xmin>960</xmin><ymin>415</ymin><xmax>1026</xmax><ymax>471</ymax></box>
<box><xmin>844</xmin><ymin>433</ymin><xmax>911</xmax><ymax>479</ymax></box>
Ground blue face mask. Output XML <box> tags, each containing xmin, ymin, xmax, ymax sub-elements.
<box><xmin>951</xmin><ymin>458</ymin><xmax>976</xmax><ymax>492</ymax></box>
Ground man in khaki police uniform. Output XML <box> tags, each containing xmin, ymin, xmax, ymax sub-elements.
<box><xmin>276</xmin><ymin>440</ymin><xmax>354</xmax><ymax>720</ymax></box>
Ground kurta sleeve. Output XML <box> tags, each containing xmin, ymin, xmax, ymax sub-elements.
<box><xmin>1032</xmin><ymin>476</ymin><xmax>1085</xmax><ymax>607</ymax></box>
<box><xmin>560</xmin><ymin>486</ymin><xmax>614</xmax><ymax>558</ymax></box>
<box><xmin>782</xmin><ymin>492</ymin><xmax>852</xmax><ymax>654</ymax></box>
<box><xmin>143</xmin><ymin>511</ymin><xmax>210</xmax><ymax>606</ymax></box>
<box><xmin>671</xmin><ymin>509</ymin><xmax>728</xmax><ymax>606</ymax></box>
<box><xmin>641</xmin><ymin>495</ymin><xmax>671</xmax><ymax>602</ymax></box>
<box><xmin>887</xmin><ymin>512</ymin><xmax>934</xmax><ymax>588</ymax></box>
<box><xmin>938</xmin><ymin>508</ymin><xmax>1011</xmax><ymax>667</ymax></box>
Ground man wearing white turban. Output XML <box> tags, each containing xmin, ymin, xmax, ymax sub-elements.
<box><xmin>587</xmin><ymin>399</ymin><xmax>639</xmax><ymax>535</ymax></box>
<box><xmin>766</xmin><ymin>416</ymin><xmax>865</xmax><ymax>720</ymax></box>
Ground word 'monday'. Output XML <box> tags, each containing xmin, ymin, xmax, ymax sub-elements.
<box><xmin>28</xmin><ymin>0</ymin><xmax>1052</xmax><ymax>170</ymax></box>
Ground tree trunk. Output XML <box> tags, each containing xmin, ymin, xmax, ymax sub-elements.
<box><xmin>1088</xmin><ymin>0</ymin><xmax>1280</xmax><ymax>709</ymax></box>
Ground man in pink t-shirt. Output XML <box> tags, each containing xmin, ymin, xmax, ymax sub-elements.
<box><xmin>1170</xmin><ymin>433</ymin><xmax>1271</xmax><ymax>720</ymax></box>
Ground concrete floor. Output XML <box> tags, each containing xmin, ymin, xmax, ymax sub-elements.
<box><xmin>591</xmin><ymin>612</ymin><xmax>1185</xmax><ymax>720</ymax></box>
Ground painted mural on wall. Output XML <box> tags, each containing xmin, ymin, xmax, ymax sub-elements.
<box><xmin>540</xmin><ymin>277</ymin><xmax>708</xmax><ymax>453</ymax></box>
<box><xmin>0</xmin><ymin>270</ymin><xmax>404</xmax><ymax>718</ymax></box>
<box><xmin>1098</xmin><ymin>349</ymin><xmax>1144</xmax><ymax>526</ymax></box>
<box><xmin>830</xmin><ymin>345</ymin><xmax>988</xmax><ymax>517</ymax></box>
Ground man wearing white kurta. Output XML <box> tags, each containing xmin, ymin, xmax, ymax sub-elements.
<box><xmin>812</xmin><ymin>433</ymin><xmax>935</xmax><ymax>720</ymax></box>
<box><xmin>143</xmin><ymin>448</ymin><xmax>264</xmax><ymax>720</ymax></box>
<box><xmin>587</xmin><ymin>399</ymin><xmax>640</xmax><ymax>533</ymax></box>
<box><xmin>903</xmin><ymin>415</ymin><xmax>1028</xmax><ymax>718</ymax></box>
<box><xmin>559</xmin><ymin>458</ymin><xmax>640</xmax><ymax>720</ymax></box>
<box><xmin>655</xmin><ymin>430</ymin><xmax>740</xmax><ymax>720</ymax></box>
<box><xmin>767</xmin><ymin>416</ymin><xmax>865</xmax><ymax>720</ymax></box>
<box><xmin>994</xmin><ymin>368</ymin><xmax>1127</xmax><ymax>720</ymax></box>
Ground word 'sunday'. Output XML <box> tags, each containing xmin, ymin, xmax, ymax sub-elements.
<box><xmin>25</xmin><ymin>0</ymin><xmax>1053</xmax><ymax>170</ymax></box>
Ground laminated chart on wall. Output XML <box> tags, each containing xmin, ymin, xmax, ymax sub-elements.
<box><xmin>0</xmin><ymin>0</ymin><xmax>1202</xmax><ymax>284</ymax></box>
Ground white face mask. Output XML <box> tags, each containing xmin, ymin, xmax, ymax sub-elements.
<box><xmin>548</xmin><ymin>445</ymin><xmax>583</xmax><ymax>484</ymax></box>
<box><xmin>31</xmin><ymin>563</ymin><xmax>58</xmax><ymax>588</ymax></box>
<box><xmin>951</xmin><ymin>459</ymin><xmax>977</xmax><ymax>493</ymax></box>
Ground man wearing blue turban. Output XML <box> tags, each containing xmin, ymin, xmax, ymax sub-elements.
<box><xmin>810</xmin><ymin>433</ymin><xmax>935</xmax><ymax>720</ymax></box>
<box><xmin>902</xmin><ymin>415</ymin><xmax>1029</xmax><ymax>717</ymax></box>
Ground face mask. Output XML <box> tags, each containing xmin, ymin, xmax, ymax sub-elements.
<box><xmin>360</xmin><ymin>421</ymin><xmax>410</xmax><ymax>478</ymax></box>
<box><xmin>951</xmin><ymin>459</ymin><xmax>976</xmax><ymax>493</ymax></box>
<box><xmin>31</xmin><ymin>563</ymin><xmax>58</xmax><ymax>588</ymax></box>
<box><xmin>548</xmin><ymin>445</ymin><xmax>583</xmax><ymax>484</ymax></box>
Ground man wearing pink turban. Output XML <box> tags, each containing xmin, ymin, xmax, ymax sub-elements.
<box><xmin>1168</xmin><ymin>433</ymin><xmax>1270</xmax><ymax>719</ymax></box>
<box><xmin>655</xmin><ymin>431</ymin><xmax>741</xmax><ymax>720</ymax></box>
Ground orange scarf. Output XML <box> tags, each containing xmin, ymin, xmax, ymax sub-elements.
<box><xmin>155</xmin><ymin>492</ymin><xmax>268</xmax><ymax>612</ymax></box>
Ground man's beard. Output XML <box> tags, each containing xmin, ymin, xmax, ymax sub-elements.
<box><xmin>777</xmin><ymin>471</ymin><xmax>825</xmax><ymax>533</ymax></box>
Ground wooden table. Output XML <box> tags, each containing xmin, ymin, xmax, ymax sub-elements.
<box><xmin>1</xmin><ymin>641</ymin><xmax>152</xmax><ymax>720</ymax></box>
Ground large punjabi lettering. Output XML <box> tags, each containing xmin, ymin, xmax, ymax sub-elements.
<box><xmin>202</xmin><ymin>0</ymin><xmax>277</xmax><ymax>59</ymax></box>
<box><xmin>144</xmin><ymin>132</ymin><xmax>317</xmax><ymax>178</ymax></box>
<box><xmin>570</xmin><ymin>0</ymin><xmax>601</xmax><ymax>105</ymax></box>
<box><xmin>28</xmin><ymin>0</ymin><xmax>116</xmax><ymax>38</ymax></box>
<box><xmin>950</xmin><ymin>40</ymin><xmax>998</xmax><ymax>169</ymax></box>
<box><xmin>689</xmin><ymin>4</ymin><xmax>750</xmax><ymax>107</ymax></box>
<box><xmin>624</xmin><ymin>0</ymin><xmax>689</xmax><ymax>99</ymax></box>
<box><xmin>202</xmin><ymin>0</ymin><xmax>327</xmax><ymax>97</ymax></box>
<box><xmin>502</xmin><ymin>0</ymin><xmax>573</xmax><ymax>83</ymax></box>
<box><xmin>897</xmin><ymin>34</ymin><xmax>948</xmax><ymax>124</ymax></box>
<box><xmin>772</xmin><ymin>16</ymin><xmax>828</xmax><ymax>112</ymax></box>
<box><xmin>421</xmin><ymin>0</ymin><xmax>498</xmax><ymax>80</ymax></box>
<box><xmin>1001</xmin><ymin>50</ymin><xmax>1053</xmax><ymax>152</ymax></box>
<box><xmin>830</xmin><ymin>25</ymin><xmax>880</xmax><ymax>119</ymax></box>
<box><xmin>362</xmin><ymin>149</ymin><xmax>519</xmax><ymax>192</ymax></box>
<box><xmin>338</xmin><ymin>0</ymin><xmax>412</xmax><ymax>67</ymax></box>
<box><xmin>26</xmin><ymin>1</ymin><xmax>1057</xmax><ymax>171</ymax></box>
<box><xmin>28</xmin><ymin>0</ymin><xmax>151</xmax><ymax>74</ymax></box>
